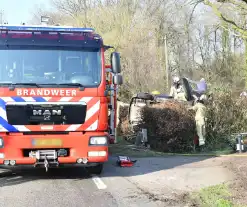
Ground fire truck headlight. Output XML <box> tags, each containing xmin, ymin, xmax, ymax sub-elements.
<box><xmin>0</xmin><ymin>138</ymin><xmax>4</xmax><ymax>148</ymax></box>
<box><xmin>89</xmin><ymin>136</ymin><xmax>108</xmax><ymax>145</ymax></box>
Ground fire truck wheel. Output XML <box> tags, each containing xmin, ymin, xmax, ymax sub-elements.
<box><xmin>88</xmin><ymin>164</ymin><xmax>103</xmax><ymax>175</ymax></box>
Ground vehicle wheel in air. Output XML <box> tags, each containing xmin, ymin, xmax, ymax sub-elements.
<box><xmin>181</xmin><ymin>77</ymin><xmax>193</xmax><ymax>101</ymax></box>
<box><xmin>88</xmin><ymin>164</ymin><xmax>103</xmax><ymax>175</ymax></box>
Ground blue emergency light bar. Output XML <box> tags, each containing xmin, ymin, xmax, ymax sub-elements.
<box><xmin>0</xmin><ymin>25</ymin><xmax>95</xmax><ymax>33</ymax></box>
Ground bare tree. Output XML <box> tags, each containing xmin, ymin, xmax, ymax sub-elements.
<box><xmin>28</xmin><ymin>0</ymin><xmax>247</xmax><ymax>98</ymax></box>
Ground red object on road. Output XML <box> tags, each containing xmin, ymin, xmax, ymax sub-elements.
<box><xmin>117</xmin><ymin>156</ymin><xmax>137</xmax><ymax>167</ymax></box>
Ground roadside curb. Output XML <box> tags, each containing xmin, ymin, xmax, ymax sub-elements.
<box><xmin>161</xmin><ymin>153</ymin><xmax>247</xmax><ymax>157</ymax></box>
<box><xmin>110</xmin><ymin>152</ymin><xmax>232</xmax><ymax>157</ymax></box>
<box><xmin>110</xmin><ymin>143</ymin><xmax>244</xmax><ymax>157</ymax></box>
<box><xmin>161</xmin><ymin>153</ymin><xmax>218</xmax><ymax>157</ymax></box>
<box><xmin>219</xmin><ymin>154</ymin><xmax>247</xmax><ymax>157</ymax></box>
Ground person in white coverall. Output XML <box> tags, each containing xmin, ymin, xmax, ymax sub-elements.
<box><xmin>189</xmin><ymin>95</ymin><xmax>207</xmax><ymax>146</ymax></box>
<box><xmin>169</xmin><ymin>76</ymin><xmax>187</xmax><ymax>101</ymax></box>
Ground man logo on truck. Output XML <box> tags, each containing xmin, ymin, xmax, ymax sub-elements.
<box><xmin>33</xmin><ymin>109</ymin><xmax>62</xmax><ymax>121</ymax></box>
<box><xmin>32</xmin><ymin>109</ymin><xmax>62</xmax><ymax>116</ymax></box>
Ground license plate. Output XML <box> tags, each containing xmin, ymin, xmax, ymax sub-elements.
<box><xmin>32</xmin><ymin>139</ymin><xmax>63</xmax><ymax>147</ymax></box>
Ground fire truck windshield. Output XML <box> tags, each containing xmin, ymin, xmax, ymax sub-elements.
<box><xmin>0</xmin><ymin>48</ymin><xmax>102</xmax><ymax>87</ymax></box>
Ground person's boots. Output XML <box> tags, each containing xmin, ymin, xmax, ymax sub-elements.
<box><xmin>199</xmin><ymin>145</ymin><xmax>206</xmax><ymax>152</ymax></box>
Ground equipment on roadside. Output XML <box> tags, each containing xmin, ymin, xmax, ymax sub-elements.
<box><xmin>117</xmin><ymin>156</ymin><xmax>137</xmax><ymax>167</ymax></box>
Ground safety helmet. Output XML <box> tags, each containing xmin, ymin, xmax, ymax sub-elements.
<box><xmin>173</xmin><ymin>76</ymin><xmax>180</xmax><ymax>83</ymax></box>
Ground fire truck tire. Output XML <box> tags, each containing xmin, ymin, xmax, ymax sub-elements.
<box><xmin>88</xmin><ymin>164</ymin><xmax>103</xmax><ymax>175</ymax></box>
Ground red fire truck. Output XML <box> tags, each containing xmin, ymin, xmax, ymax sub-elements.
<box><xmin>0</xmin><ymin>24</ymin><xmax>122</xmax><ymax>174</ymax></box>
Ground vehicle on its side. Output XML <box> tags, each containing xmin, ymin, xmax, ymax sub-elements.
<box><xmin>128</xmin><ymin>77</ymin><xmax>200</xmax><ymax>127</ymax></box>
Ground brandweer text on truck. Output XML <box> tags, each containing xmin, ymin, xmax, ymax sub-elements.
<box><xmin>0</xmin><ymin>24</ymin><xmax>123</xmax><ymax>174</ymax></box>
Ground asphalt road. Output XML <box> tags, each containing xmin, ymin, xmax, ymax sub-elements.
<box><xmin>0</xmin><ymin>156</ymin><xmax>232</xmax><ymax>207</ymax></box>
<box><xmin>0</xmin><ymin>163</ymin><xmax>165</xmax><ymax>207</ymax></box>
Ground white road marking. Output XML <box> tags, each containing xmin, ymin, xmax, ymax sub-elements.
<box><xmin>7</xmin><ymin>176</ymin><xmax>22</xmax><ymax>181</ymax></box>
<box><xmin>92</xmin><ymin>176</ymin><xmax>107</xmax><ymax>190</ymax></box>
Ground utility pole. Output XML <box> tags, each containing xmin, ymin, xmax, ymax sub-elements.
<box><xmin>0</xmin><ymin>10</ymin><xmax>3</xmax><ymax>25</ymax></box>
<box><xmin>164</xmin><ymin>34</ymin><xmax>170</xmax><ymax>90</ymax></box>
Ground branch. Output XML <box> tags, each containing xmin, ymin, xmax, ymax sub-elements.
<box><xmin>216</xmin><ymin>0</ymin><xmax>247</xmax><ymax>4</ymax></box>
<box><xmin>218</xmin><ymin>0</ymin><xmax>247</xmax><ymax>13</ymax></box>
<box><xmin>204</xmin><ymin>0</ymin><xmax>247</xmax><ymax>38</ymax></box>
<box><xmin>189</xmin><ymin>0</ymin><xmax>203</xmax><ymax>24</ymax></box>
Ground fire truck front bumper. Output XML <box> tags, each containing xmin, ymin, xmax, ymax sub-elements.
<box><xmin>0</xmin><ymin>132</ymin><xmax>109</xmax><ymax>167</ymax></box>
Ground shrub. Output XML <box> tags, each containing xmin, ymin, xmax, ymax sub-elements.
<box><xmin>118</xmin><ymin>89</ymin><xmax>247</xmax><ymax>152</ymax></box>
<box><xmin>117</xmin><ymin>104</ymin><xmax>132</xmax><ymax>136</ymax></box>
<box><xmin>205</xmin><ymin>90</ymin><xmax>247</xmax><ymax>149</ymax></box>
<box><xmin>141</xmin><ymin>100</ymin><xmax>196</xmax><ymax>152</ymax></box>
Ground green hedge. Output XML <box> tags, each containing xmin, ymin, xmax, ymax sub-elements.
<box><xmin>141</xmin><ymin>101</ymin><xmax>196</xmax><ymax>153</ymax></box>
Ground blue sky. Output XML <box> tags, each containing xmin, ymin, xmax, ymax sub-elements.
<box><xmin>0</xmin><ymin>1</ymin><xmax>215</xmax><ymax>25</ymax></box>
<box><xmin>1</xmin><ymin>0</ymin><xmax>51</xmax><ymax>24</ymax></box>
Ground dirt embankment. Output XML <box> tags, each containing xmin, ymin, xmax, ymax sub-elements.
<box><xmin>222</xmin><ymin>156</ymin><xmax>247</xmax><ymax>206</ymax></box>
<box><xmin>187</xmin><ymin>156</ymin><xmax>247</xmax><ymax>206</ymax></box>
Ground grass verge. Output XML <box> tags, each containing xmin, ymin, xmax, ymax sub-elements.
<box><xmin>109</xmin><ymin>140</ymin><xmax>165</xmax><ymax>157</ymax></box>
<box><xmin>109</xmin><ymin>137</ymin><xmax>234</xmax><ymax>158</ymax></box>
<box><xmin>190</xmin><ymin>184</ymin><xmax>247</xmax><ymax>207</ymax></box>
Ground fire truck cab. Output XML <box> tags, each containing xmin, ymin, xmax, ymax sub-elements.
<box><xmin>0</xmin><ymin>24</ymin><xmax>122</xmax><ymax>174</ymax></box>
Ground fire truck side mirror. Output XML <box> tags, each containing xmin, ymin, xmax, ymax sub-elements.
<box><xmin>113</xmin><ymin>74</ymin><xmax>123</xmax><ymax>85</ymax></box>
<box><xmin>111</xmin><ymin>52</ymin><xmax>121</xmax><ymax>74</ymax></box>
